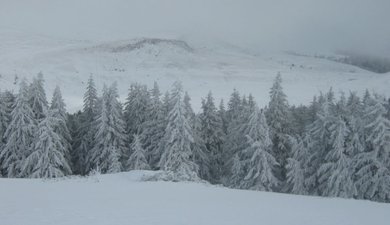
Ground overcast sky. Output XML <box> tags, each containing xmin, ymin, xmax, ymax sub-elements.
<box><xmin>1</xmin><ymin>0</ymin><xmax>389</xmax><ymax>55</ymax></box>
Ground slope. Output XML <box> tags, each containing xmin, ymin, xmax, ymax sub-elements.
<box><xmin>0</xmin><ymin>28</ymin><xmax>389</xmax><ymax>112</ymax></box>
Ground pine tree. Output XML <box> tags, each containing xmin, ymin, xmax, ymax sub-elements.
<box><xmin>2</xmin><ymin>91</ymin><xmax>15</xmax><ymax>122</ymax></box>
<box><xmin>386</xmin><ymin>98</ymin><xmax>390</xmax><ymax>120</ymax></box>
<box><xmin>223</xmin><ymin>89</ymin><xmax>247</xmax><ymax>183</ymax></box>
<box><xmin>267</xmin><ymin>73</ymin><xmax>291</xmax><ymax>185</ymax></box>
<box><xmin>89</xmin><ymin>83</ymin><xmax>126</xmax><ymax>174</ymax></box>
<box><xmin>67</xmin><ymin>111</ymin><xmax>83</xmax><ymax>174</ymax></box>
<box><xmin>218</xmin><ymin>99</ymin><xmax>228</xmax><ymax>135</ymax></box>
<box><xmin>183</xmin><ymin>92</ymin><xmax>210</xmax><ymax>180</ymax></box>
<box><xmin>158</xmin><ymin>81</ymin><xmax>199</xmax><ymax>181</ymax></box>
<box><xmin>183</xmin><ymin>92</ymin><xmax>195</xmax><ymax>123</ymax></box>
<box><xmin>21</xmin><ymin>109</ymin><xmax>71</xmax><ymax>178</ymax></box>
<box><xmin>0</xmin><ymin>81</ymin><xmax>36</xmax><ymax>177</ymax></box>
<box><xmin>74</xmin><ymin>76</ymin><xmax>98</xmax><ymax>174</ymax></box>
<box><xmin>0</xmin><ymin>92</ymin><xmax>9</xmax><ymax>145</ymax></box>
<box><xmin>28</xmin><ymin>72</ymin><xmax>48</xmax><ymax>121</ymax></box>
<box><xmin>286</xmin><ymin>135</ymin><xmax>309</xmax><ymax>195</ymax></box>
<box><xmin>347</xmin><ymin>92</ymin><xmax>363</xmax><ymax>119</ymax></box>
<box><xmin>239</xmin><ymin>107</ymin><xmax>279</xmax><ymax>191</ymax></box>
<box><xmin>305</xmin><ymin>92</ymin><xmax>335</xmax><ymax>194</ymax></box>
<box><xmin>0</xmin><ymin>91</ymin><xmax>10</xmax><ymax>176</ymax></box>
<box><xmin>50</xmin><ymin>86</ymin><xmax>72</xmax><ymax>169</ymax></box>
<box><xmin>317</xmin><ymin>116</ymin><xmax>357</xmax><ymax>198</ymax></box>
<box><xmin>200</xmin><ymin>92</ymin><xmax>225</xmax><ymax>182</ymax></box>
<box><xmin>127</xmin><ymin>135</ymin><xmax>150</xmax><ymax>170</ymax></box>
<box><xmin>229</xmin><ymin>153</ymin><xmax>244</xmax><ymax>188</ymax></box>
<box><xmin>140</xmin><ymin>82</ymin><xmax>166</xmax><ymax>169</ymax></box>
<box><xmin>124</xmin><ymin>83</ymin><xmax>151</xmax><ymax>143</ymax></box>
<box><xmin>355</xmin><ymin>94</ymin><xmax>390</xmax><ymax>202</ymax></box>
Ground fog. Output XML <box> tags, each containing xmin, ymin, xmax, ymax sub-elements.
<box><xmin>0</xmin><ymin>0</ymin><xmax>389</xmax><ymax>56</ymax></box>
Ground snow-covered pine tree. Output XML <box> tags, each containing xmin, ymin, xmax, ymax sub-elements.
<box><xmin>0</xmin><ymin>91</ymin><xmax>9</xmax><ymax>145</ymax></box>
<box><xmin>84</xmin><ymin>75</ymin><xmax>99</xmax><ymax>116</ymax></box>
<box><xmin>66</xmin><ymin>111</ymin><xmax>83</xmax><ymax>174</ymax></box>
<box><xmin>158</xmin><ymin>81</ymin><xmax>199</xmax><ymax>181</ymax></box>
<box><xmin>183</xmin><ymin>92</ymin><xmax>210</xmax><ymax>180</ymax></box>
<box><xmin>267</xmin><ymin>72</ymin><xmax>291</xmax><ymax>186</ymax></box>
<box><xmin>127</xmin><ymin>134</ymin><xmax>150</xmax><ymax>170</ymax></box>
<box><xmin>229</xmin><ymin>153</ymin><xmax>244</xmax><ymax>188</ymax></box>
<box><xmin>149</xmin><ymin>81</ymin><xmax>162</xmax><ymax>121</ymax></box>
<box><xmin>346</xmin><ymin>92</ymin><xmax>363</xmax><ymax>119</ymax></box>
<box><xmin>355</xmin><ymin>94</ymin><xmax>390</xmax><ymax>202</ymax></box>
<box><xmin>89</xmin><ymin>83</ymin><xmax>126</xmax><ymax>174</ymax></box>
<box><xmin>161</xmin><ymin>91</ymin><xmax>172</xmax><ymax>116</ymax></box>
<box><xmin>0</xmin><ymin>80</ymin><xmax>36</xmax><ymax>177</ymax></box>
<box><xmin>386</xmin><ymin>98</ymin><xmax>390</xmax><ymax>120</ymax></box>
<box><xmin>124</xmin><ymin>83</ymin><xmax>151</xmax><ymax>144</ymax></box>
<box><xmin>2</xmin><ymin>91</ymin><xmax>15</xmax><ymax>121</ymax></box>
<box><xmin>226</xmin><ymin>89</ymin><xmax>242</xmax><ymax>123</ymax></box>
<box><xmin>305</xmin><ymin>91</ymin><xmax>335</xmax><ymax>194</ymax></box>
<box><xmin>239</xmin><ymin>107</ymin><xmax>279</xmax><ymax>191</ymax></box>
<box><xmin>218</xmin><ymin>99</ymin><xmax>228</xmax><ymax>135</ymax></box>
<box><xmin>21</xmin><ymin>109</ymin><xmax>72</xmax><ymax>178</ymax></box>
<box><xmin>286</xmin><ymin>135</ymin><xmax>309</xmax><ymax>195</ymax></box>
<box><xmin>183</xmin><ymin>91</ymin><xmax>195</xmax><ymax>124</ymax></box>
<box><xmin>140</xmin><ymin>82</ymin><xmax>166</xmax><ymax>169</ymax></box>
<box><xmin>50</xmin><ymin>86</ymin><xmax>72</xmax><ymax>169</ymax></box>
<box><xmin>0</xmin><ymin>91</ymin><xmax>10</xmax><ymax>176</ymax></box>
<box><xmin>316</xmin><ymin>116</ymin><xmax>357</xmax><ymax>198</ymax></box>
<box><xmin>222</xmin><ymin>89</ymin><xmax>246</xmax><ymax>183</ymax></box>
<box><xmin>28</xmin><ymin>72</ymin><xmax>48</xmax><ymax>121</ymax></box>
<box><xmin>200</xmin><ymin>91</ymin><xmax>225</xmax><ymax>182</ymax></box>
<box><xmin>74</xmin><ymin>76</ymin><xmax>99</xmax><ymax>174</ymax></box>
<box><xmin>290</xmin><ymin>104</ymin><xmax>312</xmax><ymax>136</ymax></box>
<box><xmin>334</xmin><ymin>92</ymin><xmax>348</xmax><ymax>119</ymax></box>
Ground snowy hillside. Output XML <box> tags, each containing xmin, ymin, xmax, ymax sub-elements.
<box><xmin>0</xmin><ymin>171</ymin><xmax>389</xmax><ymax>225</ymax></box>
<box><xmin>0</xmin><ymin>28</ymin><xmax>389</xmax><ymax>112</ymax></box>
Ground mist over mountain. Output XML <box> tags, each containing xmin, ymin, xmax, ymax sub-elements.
<box><xmin>1</xmin><ymin>0</ymin><xmax>389</xmax><ymax>56</ymax></box>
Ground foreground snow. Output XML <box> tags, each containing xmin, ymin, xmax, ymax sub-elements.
<box><xmin>0</xmin><ymin>171</ymin><xmax>388</xmax><ymax>225</ymax></box>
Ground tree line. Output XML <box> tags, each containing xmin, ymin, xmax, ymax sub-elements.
<box><xmin>0</xmin><ymin>72</ymin><xmax>389</xmax><ymax>203</ymax></box>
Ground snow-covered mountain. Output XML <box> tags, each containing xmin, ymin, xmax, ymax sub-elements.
<box><xmin>0</xmin><ymin>28</ymin><xmax>389</xmax><ymax>112</ymax></box>
<box><xmin>0</xmin><ymin>170</ymin><xmax>389</xmax><ymax>225</ymax></box>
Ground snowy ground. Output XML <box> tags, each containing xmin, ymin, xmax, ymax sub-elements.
<box><xmin>0</xmin><ymin>171</ymin><xmax>389</xmax><ymax>225</ymax></box>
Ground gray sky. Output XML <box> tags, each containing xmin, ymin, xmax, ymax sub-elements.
<box><xmin>1</xmin><ymin>0</ymin><xmax>389</xmax><ymax>55</ymax></box>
